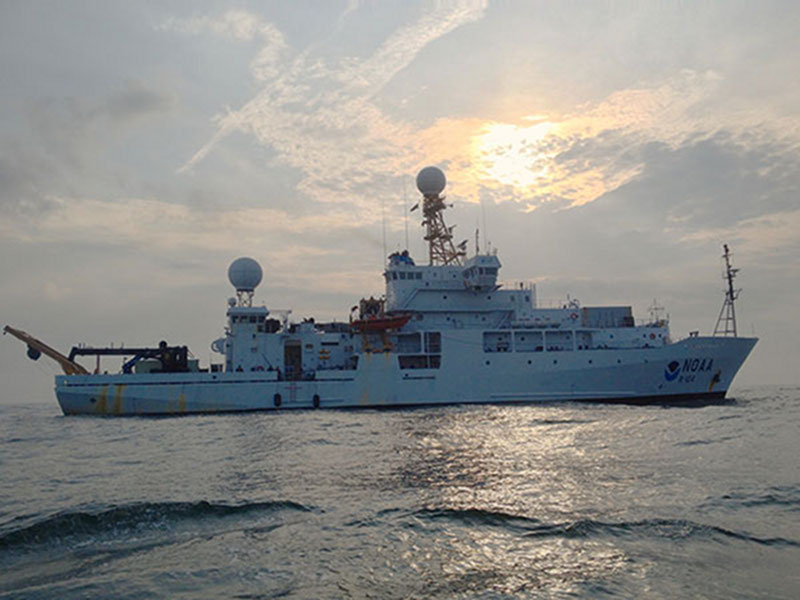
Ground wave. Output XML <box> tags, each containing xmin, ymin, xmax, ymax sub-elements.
<box><xmin>0</xmin><ymin>499</ymin><xmax>312</xmax><ymax>550</ymax></box>
<box><xmin>708</xmin><ymin>486</ymin><xmax>800</xmax><ymax>511</ymax></box>
<box><xmin>416</xmin><ymin>508</ymin><xmax>800</xmax><ymax>547</ymax></box>
<box><xmin>676</xmin><ymin>435</ymin><xmax>735</xmax><ymax>447</ymax></box>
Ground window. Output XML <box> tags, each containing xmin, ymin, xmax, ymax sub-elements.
<box><xmin>425</xmin><ymin>332</ymin><xmax>441</xmax><ymax>353</ymax></box>
<box><xmin>396</xmin><ymin>333</ymin><xmax>421</xmax><ymax>353</ymax></box>
<box><xmin>392</xmin><ymin>272</ymin><xmax>397</xmax><ymax>280</ymax></box>
<box><xmin>514</xmin><ymin>331</ymin><xmax>543</xmax><ymax>352</ymax></box>
<box><xmin>398</xmin><ymin>355</ymin><xmax>440</xmax><ymax>370</ymax></box>
<box><xmin>483</xmin><ymin>331</ymin><xmax>511</xmax><ymax>353</ymax></box>
<box><xmin>399</xmin><ymin>272</ymin><xmax>406</xmax><ymax>280</ymax></box>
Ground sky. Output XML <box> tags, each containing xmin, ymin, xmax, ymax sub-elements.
<box><xmin>1</xmin><ymin>1</ymin><xmax>799</xmax><ymax>403</ymax></box>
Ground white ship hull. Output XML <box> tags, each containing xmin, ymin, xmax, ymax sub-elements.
<box><xmin>55</xmin><ymin>336</ymin><xmax>756</xmax><ymax>415</ymax></box>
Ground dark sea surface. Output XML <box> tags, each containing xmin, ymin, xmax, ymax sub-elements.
<box><xmin>1</xmin><ymin>386</ymin><xmax>798</xmax><ymax>599</ymax></box>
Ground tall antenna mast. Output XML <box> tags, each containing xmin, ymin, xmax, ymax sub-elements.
<box><xmin>415</xmin><ymin>166</ymin><xmax>465</xmax><ymax>266</ymax></box>
<box><xmin>381</xmin><ymin>194</ymin><xmax>387</xmax><ymax>266</ymax></box>
<box><xmin>713</xmin><ymin>243</ymin><xmax>740</xmax><ymax>336</ymax></box>
<box><xmin>403</xmin><ymin>175</ymin><xmax>409</xmax><ymax>251</ymax></box>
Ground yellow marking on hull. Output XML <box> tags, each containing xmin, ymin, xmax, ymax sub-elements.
<box><xmin>113</xmin><ymin>384</ymin><xmax>125</xmax><ymax>415</ymax></box>
<box><xmin>96</xmin><ymin>385</ymin><xmax>109</xmax><ymax>415</ymax></box>
<box><xmin>178</xmin><ymin>393</ymin><xmax>187</xmax><ymax>413</ymax></box>
<box><xmin>708</xmin><ymin>369</ymin><xmax>722</xmax><ymax>392</ymax></box>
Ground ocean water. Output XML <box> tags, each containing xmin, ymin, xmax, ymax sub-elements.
<box><xmin>1</xmin><ymin>387</ymin><xmax>798</xmax><ymax>599</ymax></box>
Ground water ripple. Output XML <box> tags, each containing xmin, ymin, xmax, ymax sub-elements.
<box><xmin>416</xmin><ymin>508</ymin><xmax>800</xmax><ymax>547</ymax></box>
<box><xmin>0</xmin><ymin>500</ymin><xmax>313</xmax><ymax>550</ymax></box>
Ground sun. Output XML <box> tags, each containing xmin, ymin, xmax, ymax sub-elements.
<box><xmin>472</xmin><ymin>118</ymin><xmax>556</xmax><ymax>192</ymax></box>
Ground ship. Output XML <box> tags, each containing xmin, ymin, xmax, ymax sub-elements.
<box><xmin>4</xmin><ymin>166</ymin><xmax>757</xmax><ymax>415</ymax></box>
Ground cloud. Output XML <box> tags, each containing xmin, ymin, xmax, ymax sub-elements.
<box><xmin>90</xmin><ymin>80</ymin><xmax>176</xmax><ymax>123</ymax></box>
<box><xmin>0</xmin><ymin>79</ymin><xmax>176</xmax><ymax>216</ymax></box>
<box><xmin>159</xmin><ymin>9</ymin><xmax>285</xmax><ymax>43</ymax></box>
<box><xmin>175</xmin><ymin>8</ymin><xmax>800</xmax><ymax>226</ymax></box>
<box><xmin>176</xmin><ymin>3</ymin><xmax>488</xmax><ymax>207</ymax></box>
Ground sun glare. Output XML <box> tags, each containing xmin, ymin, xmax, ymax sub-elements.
<box><xmin>473</xmin><ymin>119</ymin><xmax>556</xmax><ymax>192</ymax></box>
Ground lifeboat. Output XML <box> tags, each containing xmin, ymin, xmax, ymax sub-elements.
<box><xmin>350</xmin><ymin>313</ymin><xmax>411</xmax><ymax>333</ymax></box>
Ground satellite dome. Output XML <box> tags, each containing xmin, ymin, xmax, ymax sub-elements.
<box><xmin>228</xmin><ymin>257</ymin><xmax>263</xmax><ymax>291</ymax></box>
<box><xmin>416</xmin><ymin>166</ymin><xmax>446</xmax><ymax>196</ymax></box>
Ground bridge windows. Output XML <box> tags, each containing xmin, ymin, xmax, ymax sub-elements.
<box><xmin>391</xmin><ymin>271</ymin><xmax>422</xmax><ymax>281</ymax></box>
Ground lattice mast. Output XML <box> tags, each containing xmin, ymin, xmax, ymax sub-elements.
<box><xmin>713</xmin><ymin>244</ymin><xmax>740</xmax><ymax>337</ymax></box>
<box><xmin>415</xmin><ymin>166</ymin><xmax>466</xmax><ymax>266</ymax></box>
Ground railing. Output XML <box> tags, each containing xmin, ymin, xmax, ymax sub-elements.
<box><xmin>535</xmin><ymin>298</ymin><xmax>580</xmax><ymax>309</ymax></box>
<box><xmin>499</xmin><ymin>280</ymin><xmax>536</xmax><ymax>291</ymax></box>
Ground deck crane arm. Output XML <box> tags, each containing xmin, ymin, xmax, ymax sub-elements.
<box><xmin>3</xmin><ymin>325</ymin><xmax>90</xmax><ymax>375</ymax></box>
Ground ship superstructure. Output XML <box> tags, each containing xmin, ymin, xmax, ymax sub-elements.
<box><xmin>5</xmin><ymin>167</ymin><xmax>757</xmax><ymax>415</ymax></box>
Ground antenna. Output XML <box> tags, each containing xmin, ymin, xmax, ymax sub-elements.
<box><xmin>415</xmin><ymin>166</ymin><xmax>465</xmax><ymax>266</ymax></box>
<box><xmin>403</xmin><ymin>175</ymin><xmax>409</xmax><ymax>251</ymax></box>
<box><xmin>713</xmin><ymin>243</ymin><xmax>741</xmax><ymax>336</ymax></box>
<box><xmin>648</xmin><ymin>299</ymin><xmax>665</xmax><ymax>325</ymax></box>
<box><xmin>480</xmin><ymin>196</ymin><xmax>488</xmax><ymax>254</ymax></box>
<box><xmin>228</xmin><ymin>257</ymin><xmax>262</xmax><ymax>307</ymax></box>
<box><xmin>381</xmin><ymin>193</ymin><xmax>387</xmax><ymax>266</ymax></box>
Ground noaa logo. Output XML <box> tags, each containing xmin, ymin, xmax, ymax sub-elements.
<box><xmin>664</xmin><ymin>361</ymin><xmax>681</xmax><ymax>381</ymax></box>
<box><xmin>665</xmin><ymin>357</ymin><xmax>714</xmax><ymax>382</ymax></box>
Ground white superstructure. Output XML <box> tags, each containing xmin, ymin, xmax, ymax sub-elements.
<box><xmin>8</xmin><ymin>167</ymin><xmax>757</xmax><ymax>415</ymax></box>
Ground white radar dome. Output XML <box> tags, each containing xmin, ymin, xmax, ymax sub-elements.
<box><xmin>228</xmin><ymin>257</ymin><xmax>263</xmax><ymax>291</ymax></box>
<box><xmin>416</xmin><ymin>166</ymin><xmax>446</xmax><ymax>196</ymax></box>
